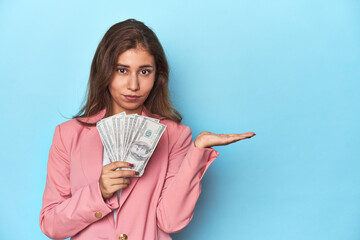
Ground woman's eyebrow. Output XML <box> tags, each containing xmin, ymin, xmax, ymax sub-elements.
<box><xmin>116</xmin><ymin>64</ymin><xmax>129</xmax><ymax>67</ymax></box>
<box><xmin>139</xmin><ymin>65</ymin><xmax>154</xmax><ymax>68</ymax></box>
<box><xmin>116</xmin><ymin>63</ymin><xmax>154</xmax><ymax>68</ymax></box>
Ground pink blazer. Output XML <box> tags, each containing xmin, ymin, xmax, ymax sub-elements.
<box><xmin>40</xmin><ymin>108</ymin><xmax>219</xmax><ymax>240</ymax></box>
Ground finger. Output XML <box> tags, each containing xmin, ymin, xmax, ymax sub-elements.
<box><xmin>104</xmin><ymin>161</ymin><xmax>133</xmax><ymax>171</ymax></box>
<box><xmin>226</xmin><ymin>134</ymin><xmax>252</xmax><ymax>142</ymax></box>
<box><xmin>110</xmin><ymin>177</ymin><xmax>131</xmax><ymax>185</ymax></box>
<box><xmin>221</xmin><ymin>137</ymin><xmax>242</xmax><ymax>145</ymax></box>
<box><xmin>228</xmin><ymin>132</ymin><xmax>256</xmax><ymax>139</ymax></box>
<box><xmin>216</xmin><ymin>134</ymin><xmax>254</xmax><ymax>146</ymax></box>
<box><xmin>108</xmin><ymin>170</ymin><xmax>139</xmax><ymax>178</ymax></box>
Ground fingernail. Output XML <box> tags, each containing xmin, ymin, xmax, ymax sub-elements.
<box><xmin>134</xmin><ymin>171</ymin><xmax>139</xmax><ymax>175</ymax></box>
<box><xmin>129</xmin><ymin>163</ymin><xmax>134</xmax><ymax>167</ymax></box>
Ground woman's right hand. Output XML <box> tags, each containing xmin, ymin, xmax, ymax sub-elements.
<box><xmin>99</xmin><ymin>161</ymin><xmax>139</xmax><ymax>200</ymax></box>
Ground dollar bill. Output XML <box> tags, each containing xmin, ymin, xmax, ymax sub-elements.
<box><xmin>96</xmin><ymin>112</ymin><xmax>166</xmax><ymax>177</ymax></box>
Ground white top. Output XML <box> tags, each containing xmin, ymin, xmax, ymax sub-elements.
<box><xmin>102</xmin><ymin>148</ymin><xmax>122</xmax><ymax>222</ymax></box>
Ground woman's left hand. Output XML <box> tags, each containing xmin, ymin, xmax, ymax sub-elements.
<box><xmin>194</xmin><ymin>131</ymin><xmax>256</xmax><ymax>148</ymax></box>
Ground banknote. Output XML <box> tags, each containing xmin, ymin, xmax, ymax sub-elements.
<box><xmin>96</xmin><ymin>112</ymin><xmax>165</xmax><ymax>177</ymax></box>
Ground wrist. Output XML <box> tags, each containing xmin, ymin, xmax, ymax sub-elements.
<box><xmin>194</xmin><ymin>139</ymin><xmax>206</xmax><ymax>148</ymax></box>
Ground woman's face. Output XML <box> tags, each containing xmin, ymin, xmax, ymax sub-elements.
<box><xmin>109</xmin><ymin>46</ymin><xmax>155</xmax><ymax>115</ymax></box>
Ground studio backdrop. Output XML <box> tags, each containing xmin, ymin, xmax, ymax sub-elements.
<box><xmin>0</xmin><ymin>0</ymin><xmax>359</xmax><ymax>239</ymax></box>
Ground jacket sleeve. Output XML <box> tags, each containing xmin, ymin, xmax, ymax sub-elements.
<box><xmin>39</xmin><ymin>124</ymin><xmax>119</xmax><ymax>239</ymax></box>
<box><xmin>156</xmin><ymin>125</ymin><xmax>219</xmax><ymax>233</ymax></box>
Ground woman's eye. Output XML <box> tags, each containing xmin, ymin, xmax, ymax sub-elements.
<box><xmin>140</xmin><ymin>69</ymin><xmax>151</xmax><ymax>75</ymax></box>
<box><xmin>116</xmin><ymin>68</ymin><xmax>127</xmax><ymax>73</ymax></box>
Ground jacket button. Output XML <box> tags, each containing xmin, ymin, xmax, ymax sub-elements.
<box><xmin>94</xmin><ymin>212</ymin><xmax>102</xmax><ymax>218</ymax></box>
<box><xmin>119</xmin><ymin>233</ymin><xmax>128</xmax><ymax>240</ymax></box>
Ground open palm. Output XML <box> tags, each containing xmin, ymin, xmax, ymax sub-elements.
<box><xmin>194</xmin><ymin>131</ymin><xmax>256</xmax><ymax>148</ymax></box>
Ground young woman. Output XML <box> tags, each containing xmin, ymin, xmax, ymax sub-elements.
<box><xmin>40</xmin><ymin>19</ymin><xmax>255</xmax><ymax>240</ymax></box>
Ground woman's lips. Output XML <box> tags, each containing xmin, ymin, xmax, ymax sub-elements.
<box><xmin>124</xmin><ymin>95</ymin><xmax>140</xmax><ymax>101</ymax></box>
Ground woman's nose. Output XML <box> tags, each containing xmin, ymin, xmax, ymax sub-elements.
<box><xmin>127</xmin><ymin>73</ymin><xmax>139</xmax><ymax>91</ymax></box>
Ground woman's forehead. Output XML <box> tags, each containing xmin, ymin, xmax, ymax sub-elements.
<box><xmin>116</xmin><ymin>47</ymin><xmax>155</xmax><ymax>66</ymax></box>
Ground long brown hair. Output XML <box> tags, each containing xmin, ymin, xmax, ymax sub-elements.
<box><xmin>73</xmin><ymin>19</ymin><xmax>182</xmax><ymax>126</ymax></box>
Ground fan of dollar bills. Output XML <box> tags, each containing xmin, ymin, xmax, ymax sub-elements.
<box><xmin>96</xmin><ymin>112</ymin><xmax>166</xmax><ymax>177</ymax></box>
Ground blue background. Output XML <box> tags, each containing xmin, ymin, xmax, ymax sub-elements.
<box><xmin>1</xmin><ymin>0</ymin><xmax>359</xmax><ymax>239</ymax></box>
